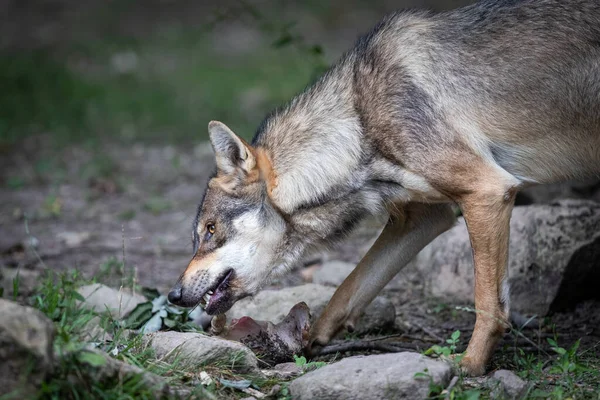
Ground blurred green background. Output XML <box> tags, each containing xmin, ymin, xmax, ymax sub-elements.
<box><xmin>0</xmin><ymin>0</ymin><xmax>472</xmax><ymax>147</ymax></box>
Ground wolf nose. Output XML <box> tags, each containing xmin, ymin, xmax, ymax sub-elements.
<box><xmin>168</xmin><ymin>286</ymin><xmax>182</xmax><ymax>304</ymax></box>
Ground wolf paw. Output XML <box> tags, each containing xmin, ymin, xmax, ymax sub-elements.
<box><xmin>458</xmin><ymin>355</ymin><xmax>486</xmax><ymax>377</ymax></box>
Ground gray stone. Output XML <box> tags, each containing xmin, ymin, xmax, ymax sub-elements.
<box><xmin>262</xmin><ymin>362</ymin><xmax>303</xmax><ymax>379</ymax></box>
<box><xmin>288</xmin><ymin>352</ymin><xmax>453</xmax><ymax>400</ymax></box>
<box><xmin>0</xmin><ymin>299</ymin><xmax>55</xmax><ymax>397</ymax></box>
<box><xmin>488</xmin><ymin>369</ymin><xmax>528</xmax><ymax>399</ymax></box>
<box><xmin>312</xmin><ymin>260</ymin><xmax>355</xmax><ymax>286</ymax></box>
<box><xmin>415</xmin><ymin>200</ymin><xmax>600</xmax><ymax>315</ymax></box>
<box><xmin>228</xmin><ymin>284</ymin><xmax>395</xmax><ymax>334</ymax></box>
<box><xmin>77</xmin><ymin>283</ymin><xmax>147</xmax><ymax>318</ymax></box>
<box><xmin>518</xmin><ymin>180</ymin><xmax>600</xmax><ymax>205</ymax></box>
<box><xmin>56</xmin><ymin>231</ymin><xmax>91</xmax><ymax>247</ymax></box>
<box><xmin>78</xmin><ymin>316</ymin><xmax>113</xmax><ymax>343</ymax></box>
<box><xmin>68</xmin><ymin>349</ymin><xmax>186</xmax><ymax>399</ymax></box>
<box><xmin>143</xmin><ymin>331</ymin><xmax>261</xmax><ymax>374</ymax></box>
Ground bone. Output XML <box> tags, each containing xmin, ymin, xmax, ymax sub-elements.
<box><xmin>210</xmin><ymin>313</ymin><xmax>227</xmax><ymax>335</ymax></box>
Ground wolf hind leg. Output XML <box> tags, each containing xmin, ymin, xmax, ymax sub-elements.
<box><xmin>457</xmin><ymin>179</ymin><xmax>516</xmax><ymax>376</ymax></box>
<box><xmin>308</xmin><ymin>203</ymin><xmax>455</xmax><ymax>352</ymax></box>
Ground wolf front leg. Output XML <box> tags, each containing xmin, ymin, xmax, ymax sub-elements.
<box><xmin>457</xmin><ymin>184</ymin><xmax>517</xmax><ymax>376</ymax></box>
<box><xmin>309</xmin><ymin>203</ymin><xmax>455</xmax><ymax>352</ymax></box>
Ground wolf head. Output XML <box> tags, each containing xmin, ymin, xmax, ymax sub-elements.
<box><xmin>168</xmin><ymin>117</ymin><xmax>381</xmax><ymax>314</ymax></box>
<box><xmin>168</xmin><ymin>121</ymin><xmax>296</xmax><ymax>315</ymax></box>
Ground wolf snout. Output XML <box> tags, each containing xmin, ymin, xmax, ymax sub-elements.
<box><xmin>168</xmin><ymin>284</ymin><xmax>183</xmax><ymax>304</ymax></box>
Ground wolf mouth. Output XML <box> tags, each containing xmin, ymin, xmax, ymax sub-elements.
<box><xmin>200</xmin><ymin>269</ymin><xmax>234</xmax><ymax>314</ymax></box>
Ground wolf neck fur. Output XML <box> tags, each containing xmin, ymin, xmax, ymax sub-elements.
<box><xmin>254</xmin><ymin>60</ymin><xmax>367</xmax><ymax>215</ymax></box>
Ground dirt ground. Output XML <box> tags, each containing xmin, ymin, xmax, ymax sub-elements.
<box><xmin>2</xmin><ymin>137</ymin><xmax>599</xmax><ymax>373</ymax></box>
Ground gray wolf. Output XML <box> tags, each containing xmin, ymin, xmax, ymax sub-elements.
<box><xmin>168</xmin><ymin>0</ymin><xmax>600</xmax><ymax>376</ymax></box>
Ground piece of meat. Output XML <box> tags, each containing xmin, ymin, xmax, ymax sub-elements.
<box><xmin>220</xmin><ymin>302</ymin><xmax>311</xmax><ymax>366</ymax></box>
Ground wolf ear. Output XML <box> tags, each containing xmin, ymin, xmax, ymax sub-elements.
<box><xmin>208</xmin><ymin>121</ymin><xmax>256</xmax><ymax>175</ymax></box>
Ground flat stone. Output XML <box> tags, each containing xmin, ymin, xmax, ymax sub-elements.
<box><xmin>68</xmin><ymin>349</ymin><xmax>187</xmax><ymax>399</ymax></box>
<box><xmin>262</xmin><ymin>362</ymin><xmax>303</xmax><ymax>379</ymax></box>
<box><xmin>518</xmin><ymin>180</ymin><xmax>600</xmax><ymax>205</ymax></box>
<box><xmin>143</xmin><ymin>331</ymin><xmax>261</xmax><ymax>374</ymax></box>
<box><xmin>488</xmin><ymin>369</ymin><xmax>528</xmax><ymax>399</ymax></box>
<box><xmin>288</xmin><ymin>352</ymin><xmax>453</xmax><ymax>400</ymax></box>
<box><xmin>56</xmin><ymin>231</ymin><xmax>91</xmax><ymax>247</ymax></box>
<box><xmin>77</xmin><ymin>283</ymin><xmax>147</xmax><ymax>318</ymax></box>
<box><xmin>229</xmin><ymin>284</ymin><xmax>395</xmax><ymax>334</ymax></box>
<box><xmin>0</xmin><ymin>299</ymin><xmax>55</xmax><ymax>397</ymax></box>
<box><xmin>78</xmin><ymin>316</ymin><xmax>113</xmax><ymax>343</ymax></box>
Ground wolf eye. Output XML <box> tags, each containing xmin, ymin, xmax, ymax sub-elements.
<box><xmin>206</xmin><ymin>223</ymin><xmax>216</xmax><ymax>236</ymax></box>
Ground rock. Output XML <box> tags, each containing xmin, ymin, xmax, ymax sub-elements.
<box><xmin>0</xmin><ymin>299</ymin><xmax>55</xmax><ymax>397</ymax></box>
<box><xmin>262</xmin><ymin>362</ymin><xmax>303</xmax><ymax>379</ymax></box>
<box><xmin>67</xmin><ymin>349</ymin><xmax>185</xmax><ymax>399</ymax></box>
<box><xmin>78</xmin><ymin>316</ymin><xmax>113</xmax><ymax>343</ymax></box>
<box><xmin>312</xmin><ymin>261</ymin><xmax>355</xmax><ymax>286</ymax></box>
<box><xmin>517</xmin><ymin>180</ymin><xmax>600</xmax><ymax>205</ymax></box>
<box><xmin>57</xmin><ymin>231</ymin><xmax>91</xmax><ymax>247</ymax></box>
<box><xmin>288</xmin><ymin>352</ymin><xmax>453</xmax><ymax>400</ymax></box>
<box><xmin>229</xmin><ymin>284</ymin><xmax>395</xmax><ymax>334</ymax></box>
<box><xmin>77</xmin><ymin>284</ymin><xmax>147</xmax><ymax>318</ymax></box>
<box><xmin>360</xmin><ymin>296</ymin><xmax>396</xmax><ymax>333</ymax></box>
<box><xmin>487</xmin><ymin>370</ymin><xmax>528</xmax><ymax>399</ymax></box>
<box><xmin>415</xmin><ymin>200</ymin><xmax>600</xmax><ymax>315</ymax></box>
<box><xmin>143</xmin><ymin>331</ymin><xmax>261</xmax><ymax>374</ymax></box>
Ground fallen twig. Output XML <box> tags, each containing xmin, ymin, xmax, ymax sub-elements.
<box><xmin>444</xmin><ymin>376</ymin><xmax>460</xmax><ymax>399</ymax></box>
<box><xmin>411</xmin><ymin>320</ymin><xmax>445</xmax><ymax>343</ymax></box>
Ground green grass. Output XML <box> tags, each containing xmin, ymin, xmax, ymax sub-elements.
<box><xmin>1</xmin><ymin>267</ymin><xmax>287</xmax><ymax>399</ymax></box>
<box><xmin>418</xmin><ymin>314</ymin><xmax>600</xmax><ymax>400</ymax></box>
<box><xmin>0</xmin><ymin>15</ymin><xmax>324</xmax><ymax>147</ymax></box>
<box><xmin>2</xmin><ymin>266</ymin><xmax>599</xmax><ymax>399</ymax></box>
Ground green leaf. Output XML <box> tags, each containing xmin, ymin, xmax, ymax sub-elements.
<box><xmin>272</xmin><ymin>33</ymin><xmax>294</xmax><ymax>48</ymax></box>
<box><xmin>451</xmin><ymin>330</ymin><xmax>461</xmax><ymax>341</ymax></box>
<box><xmin>151</xmin><ymin>295</ymin><xmax>167</xmax><ymax>313</ymax></box>
<box><xmin>141</xmin><ymin>287</ymin><xmax>161</xmax><ymax>300</ymax></box>
<box><xmin>12</xmin><ymin>271</ymin><xmax>20</xmax><ymax>300</ymax></box>
<box><xmin>140</xmin><ymin>311</ymin><xmax>164</xmax><ymax>333</ymax></box>
<box><xmin>163</xmin><ymin>318</ymin><xmax>178</xmax><ymax>328</ymax></box>
<box><xmin>294</xmin><ymin>355</ymin><xmax>307</xmax><ymax>367</ymax></box>
<box><xmin>554</xmin><ymin>347</ymin><xmax>566</xmax><ymax>355</ymax></box>
<box><xmin>72</xmin><ymin>291</ymin><xmax>86</xmax><ymax>302</ymax></box>
<box><xmin>165</xmin><ymin>305</ymin><xmax>184</xmax><ymax>315</ymax></box>
<box><xmin>77</xmin><ymin>351</ymin><xmax>107</xmax><ymax>367</ymax></box>
<box><xmin>413</xmin><ymin>372</ymin><xmax>430</xmax><ymax>379</ymax></box>
<box><xmin>463</xmin><ymin>389</ymin><xmax>481</xmax><ymax>400</ymax></box>
<box><xmin>121</xmin><ymin>301</ymin><xmax>153</xmax><ymax>329</ymax></box>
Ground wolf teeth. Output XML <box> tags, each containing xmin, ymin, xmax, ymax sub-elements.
<box><xmin>203</xmin><ymin>293</ymin><xmax>211</xmax><ymax>303</ymax></box>
<box><xmin>207</xmin><ymin>290</ymin><xmax>214</xmax><ymax>295</ymax></box>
